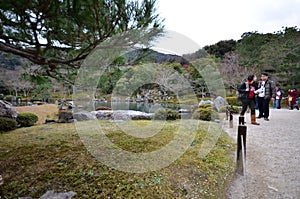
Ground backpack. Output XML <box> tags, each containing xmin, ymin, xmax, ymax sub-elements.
<box><xmin>236</xmin><ymin>82</ymin><xmax>249</xmax><ymax>101</ymax></box>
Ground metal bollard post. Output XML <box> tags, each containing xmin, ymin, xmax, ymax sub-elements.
<box><xmin>237</xmin><ymin>116</ymin><xmax>247</xmax><ymax>175</ymax></box>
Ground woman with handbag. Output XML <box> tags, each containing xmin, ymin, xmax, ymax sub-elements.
<box><xmin>238</xmin><ymin>74</ymin><xmax>260</xmax><ymax>125</ymax></box>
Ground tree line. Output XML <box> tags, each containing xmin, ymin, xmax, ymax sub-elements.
<box><xmin>204</xmin><ymin>26</ymin><xmax>300</xmax><ymax>92</ymax></box>
<box><xmin>1</xmin><ymin>0</ymin><xmax>299</xmax><ymax>99</ymax></box>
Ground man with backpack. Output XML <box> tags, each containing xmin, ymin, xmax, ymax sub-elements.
<box><xmin>256</xmin><ymin>72</ymin><xmax>276</xmax><ymax>121</ymax></box>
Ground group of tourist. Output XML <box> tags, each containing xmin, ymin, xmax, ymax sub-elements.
<box><xmin>286</xmin><ymin>88</ymin><xmax>299</xmax><ymax>110</ymax></box>
<box><xmin>238</xmin><ymin>72</ymin><xmax>299</xmax><ymax>125</ymax></box>
<box><xmin>271</xmin><ymin>87</ymin><xmax>299</xmax><ymax>110</ymax></box>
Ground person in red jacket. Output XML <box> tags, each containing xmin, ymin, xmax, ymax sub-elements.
<box><xmin>287</xmin><ymin>88</ymin><xmax>299</xmax><ymax>110</ymax></box>
<box><xmin>238</xmin><ymin>74</ymin><xmax>260</xmax><ymax>125</ymax></box>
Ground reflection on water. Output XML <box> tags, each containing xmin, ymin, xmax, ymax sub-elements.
<box><xmin>10</xmin><ymin>99</ymin><xmax>56</xmax><ymax>107</ymax></box>
<box><xmin>10</xmin><ymin>99</ymin><xmax>192</xmax><ymax>117</ymax></box>
<box><xmin>94</xmin><ymin>101</ymin><xmax>190</xmax><ymax>113</ymax></box>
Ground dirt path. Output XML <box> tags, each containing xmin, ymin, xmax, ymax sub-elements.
<box><xmin>223</xmin><ymin>108</ymin><xmax>300</xmax><ymax>199</ymax></box>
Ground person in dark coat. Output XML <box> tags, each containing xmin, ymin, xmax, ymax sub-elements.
<box><xmin>238</xmin><ymin>74</ymin><xmax>260</xmax><ymax>125</ymax></box>
<box><xmin>256</xmin><ymin>72</ymin><xmax>276</xmax><ymax>121</ymax></box>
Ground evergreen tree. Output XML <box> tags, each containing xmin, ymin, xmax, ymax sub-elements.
<box><xmin>0</xmin><ymin>0</ymin><xmax>164</xmax><ymax>83</ymax></box>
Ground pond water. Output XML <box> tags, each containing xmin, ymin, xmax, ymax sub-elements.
<box><xmin>10</xmin><ymin>99</ymin><xmax>194</xmax><ymax>117</ymax></box>
<box><xmin>94</xmin><ymin>101</ymin><xmax>192</xmax><ymax>113</ymax></box>
<box><xmin>10</xmin><ymin>99</ymin><xmax>56</xmax><ymax>107</ymax></box>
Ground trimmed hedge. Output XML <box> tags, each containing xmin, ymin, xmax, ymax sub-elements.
<box><xmin>192</xmin><ymin>107</ymin><xmax>220</xmax><ymax>121</ymax></box>
<box><xmin>16</xmin><ymin>112</ymin><xmax>39</xmax><ymax>127</ymax></box>
<box><xmin>198</xmin><ymin>104</ymin><xmax>213</xmax><ymax>109</ymax></box>
<box><xmin>154</xmin><ymin>108</ymin><xmax>179</xmax><ymax>120</ymax></box>
<box><xmin>225</xmin><ymin>97</ymin><xmax>242</xmax><ymax>106</ymax></box>
<box><xmin>0</xmin><ymin>117</ymin><xmax>18</xmax><ymax>133</ymax></box>
<box><xmin>198</xmin><ymin>104</ymin><xmax>218</xmax><ymax>112</ymax></box>
<box><xmin>218</xmin><ymin>105</ymin><xmax>240</xmax><ymax>114</ymax></box>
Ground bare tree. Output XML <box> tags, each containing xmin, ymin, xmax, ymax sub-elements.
<box><xmin>1</xmin><ymin>66</ymin><xmax>34</xmax><ymax>97</ymax></box>
<box><xmin>220</xmin><ymin>52</ymin><xmax>260</xmax><ymax>96</ymax></box>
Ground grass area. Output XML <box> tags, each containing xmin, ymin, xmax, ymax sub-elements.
<box><xmin>0</xmin><ymin>118</ymin><xmax>235</xmax><ymax>198</ymax></box>
<box><xmin>15</xmin><ymin>104</ymin><xmax>58</xmax><ymax>124</ymax></box>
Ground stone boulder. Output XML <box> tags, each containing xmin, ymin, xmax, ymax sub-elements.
<box><xmin>94</xmin><ymin>110</ymin><xmax>153</xmax><ymax>120</ymax></box>
<box><xmin>122</xmin><ymin>110</ymin><xmax>152</xmax><ymax>120</ymax></box>
<box><xmin>73</xmin><ymin>111</ymin><xmax>97</xmax><ymax>121</ymax></box>
<box><xmin>93</xmin><ymin>110</ymin><xmax>112</xmax><ymax>120</ymax></box>
<box><xmin>19</xmin><ymin>190</ymin><xmax>76</xmax><ymax>199</ymax></box>
<box><xmin>199</xmin><ymin>100</ymin><xmax>214</xmax><ymax>106</ymax></box>
<box><xmin>58</xmin><ymin>110</ymin><xmax>73</xmax><ymax>123</ymax></box>
<box><xmin>112</xmin><ymin>111</ymin><xmax>132</xmax><ymax>120</ymax></box>
<box><xmin>39</xmin><ymin>190</ymin><xmax>76</xmax><ymax>199</ymax></box>
<box><xmin>214</xmin><ymin>96</ymin><xmax>228</xmax><ymax>111</ymax></box>
<box><xmin>0</xmin><ymin>100</ymin><xmax>19</xmax><ymax>119</ymax></box>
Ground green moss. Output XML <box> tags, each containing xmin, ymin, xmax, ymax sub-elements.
<box><xmin>0</xmin><ymin>121</ymin><xmax>235</xmax><ymax>198</ymax></box>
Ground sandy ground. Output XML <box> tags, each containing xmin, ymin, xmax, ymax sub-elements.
<box><xmin>15</xmin><ymin>104</ymin><xmax>58</xmax><ymax>124</ymax></box>
<box><xmin>223</xmin><ymin>108</ymin><xmax>300</xmax><ymax>199</ymax></box>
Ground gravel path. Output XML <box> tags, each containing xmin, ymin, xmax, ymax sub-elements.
<box><xmin>223</xmin><ymin>108</ymin><xmax>300</xmax><ymax>199</ymax></box>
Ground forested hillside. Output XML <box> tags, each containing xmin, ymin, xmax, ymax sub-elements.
<box><xmin>1</xmin><ymin>27</ymin><xmax>299</xmax><ymax>99</ymax></box>
<box><xmin>204</xmin><ymin>26</ymin><xmax>300</xmax><ymax>91</ymax></box>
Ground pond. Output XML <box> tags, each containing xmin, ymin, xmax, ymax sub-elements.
<box><xmin>10</xmin><ymin>99</ymin><xmax>56</xmax><ymax>107</ymax></box>
<box><xmin>94</xmin><ymin>101</ymin><xmax>192</xmax><ymax>113</ymax></box>
<box><xmin>10</xmin><ymin>99</ymin><xmax>194</xmax><ymax>118</ymax></box>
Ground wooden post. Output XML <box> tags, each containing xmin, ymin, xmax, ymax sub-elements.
<box><xmin>225</xmin><ymin>106</ymin><xmax>229</xmax><ymax>120</ymax></box>
<box><xmin>237</xmin><ymin>117</ymin><xmax>247</xmax><ymax>175</ymax></box>
<box><xmin>229</xmin><ymin>106</ymin><xmax>233</xmax><ymax>128</ymax></box>
<box><xmin>238</xmin><ymin>115</ymin><xmax>245</xmax><ymax>125</ymax></box>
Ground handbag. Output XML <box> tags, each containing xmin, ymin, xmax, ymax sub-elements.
<box><xmin>236</xmin><ymin>82</ymin><xmax>249</xmax><ymax>101</ymax></box>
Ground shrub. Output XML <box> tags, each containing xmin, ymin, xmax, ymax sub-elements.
<box><xmin>199</xmin><ymin>97</ymin><xmax>212</xmax><ymax>101</ymax></box>
<box><xmin>192</xmin><ymin>107</ymin><xmax>220</xmax><ymax>121</ymax></box>
<box><xmin>225</xmin><ymin>97</ymin><xmax>242</xmax><ymax>106</ymax></box>
<box><xmin>198</xmin><ymin>104</ymin><xmax>212</xmax><ymax>109</ymax></box>
<box><xmin>16</xmin><ymin>113</ymin><xmax>39</xmax><ymax>127</ymax></box>
<box><xmin>218</xmin><ymin>106</ymin><xmax>227</xmax><ymax>113</ymax></box>
<box><xmin>4</xmin><ymin>95</ymin><xmax>14</xmax><ymax>102</ymax></box>
<box><xmin>154</xmin><ymin>108</ymin><xmax>179</xmax><ymax>120</ymax></box>
<box><xmin>198</xmin><ymin>103</ymin><xmax>218</xmax><ymax>112</ymax></box>
<box><xmin>218</xmin><ymin>105</ymin><xmax>240</xmax><ymax>114</ymax></box>
<box><xmin>0</xmin><ymin>117</ymin><xmax>18</xmax><ymax>133</ymax></box>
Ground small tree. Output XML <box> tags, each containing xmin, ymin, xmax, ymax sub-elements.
<box><xmin>32</xmin><ymin>83</ymin><xmax>53</xmax><ymax>102</ymax></box>
<box><xmin>220</xmin><ymin>52</ymin><xmax>260</xmax><ymax>96</ymax></box>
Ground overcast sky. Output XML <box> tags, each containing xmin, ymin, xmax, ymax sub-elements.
<box><xmin>152</xmin><ymin>0</ymin><xmax>300</xmax><ymax>54</ymax></box>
